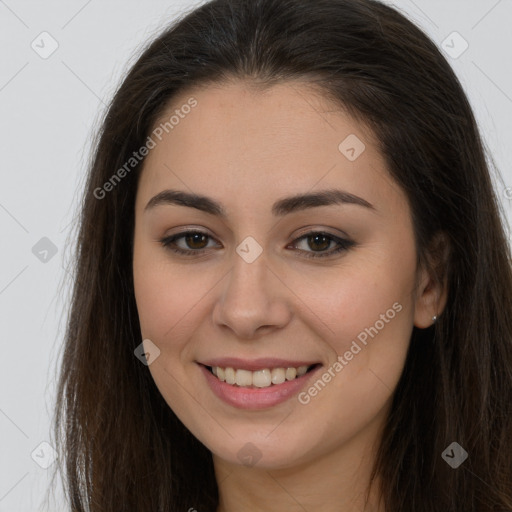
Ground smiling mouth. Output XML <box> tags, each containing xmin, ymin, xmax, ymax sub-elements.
<box><xmin>204</xmin><ymin>363</ymin><xmax>321</xmax><ymax>388</ymax></box>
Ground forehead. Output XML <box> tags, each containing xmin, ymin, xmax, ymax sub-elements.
<box><xmin>136</xmin><ymin>80</ymin><xmax>403</xmax><ymax>217</ymax></box>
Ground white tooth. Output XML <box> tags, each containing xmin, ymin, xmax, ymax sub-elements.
<box><xmin>215</xmin><ymin>365</ymin><xmax>308</xmax><ymax>385</ymax></box>
<box><xmin>225</xmin><ymin>367</ymin><xmax>236</xmax><ymax>385</ymax></box>
<box><xmin>271</xmin><ymin>368</ymin><xmax>286</xmax><ymax>385</ymax></box>
<box><xmin>285</xmin><ymin>367</ymin><xmax>297</xmax><ymax>381</ymax></box>
<box><xmin>253</xmin><ymin>369</ymin><xmax>272</xmax><ymax>388</ymax></box>
<box><xmin>297</xmin><ymin>365</ymin><xmax>308</xmax><ymax>377</ymax></box>
<box><xmin>235</xmin><ymin>369</ymin><xmax>253</xmax><ymax>387</ymax></box>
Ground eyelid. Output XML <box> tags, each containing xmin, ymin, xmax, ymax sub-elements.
<box><xmin>160</xmin><ymin>228</ymin><xmax>220</xmax><ymax>250</ymax></box>
<box><xmin>292</xmin><ymin>225</ymin><xmax>351</xmax><ymax>240</ymax></box>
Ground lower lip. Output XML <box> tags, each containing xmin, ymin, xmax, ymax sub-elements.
<box><xmin>199</xmin><ymin>364</ymin><xmax>321</xmax><ymax>410</ymax></box>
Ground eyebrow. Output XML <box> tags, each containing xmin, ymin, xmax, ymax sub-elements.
<box><xmin>144</xmin><ymin>188</ymin><xmax>375</xmax><ymax>217</ymax></box>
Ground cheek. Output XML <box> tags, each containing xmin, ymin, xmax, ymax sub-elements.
<box><xmin>288</xmin><ymin>243</ymin><xmax>416</xmax><ymax>389</ymax></box>
<box><xmin>294</xmin><ymin>258</ymin><xmax>413</xmax><ymax>340</ymax></box>
<box><xmin>132</xmin><ymin>247</ymin><xmax>206</xmax><ymax>410</ymax></box>
<box><xmin>133</xmin><ymin>242</ymin><xmax>195</xmax><ymax>341</ymax></box>
<box><xmin>133</xmin><ymin>243</ymin><xmax>229</xmax><ymax>354</ymax></box>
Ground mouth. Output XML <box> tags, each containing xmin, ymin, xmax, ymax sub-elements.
<box><xmin>198</xmin><ymin>360</ymin><xmax>323</xmax><ymax>410</ymax></box>
<box><xmin>203</xmin><ymin>363</ymin><xmax>321</xmax><ymax>388</ymax></box>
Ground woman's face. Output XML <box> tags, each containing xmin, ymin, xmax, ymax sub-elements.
<box><xmin>133</xmin><ymin>80</ymin><xmax>436</xmax><ymax>470</ymax></box>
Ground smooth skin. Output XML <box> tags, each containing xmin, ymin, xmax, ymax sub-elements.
<box><xmin>132</xmin><ymin>80</ymin><xmax>448</xmax><ymax>512</ymax></box>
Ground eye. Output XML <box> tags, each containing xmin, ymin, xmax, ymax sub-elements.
<box><xmin>160</xmin><ymin>230</ymin><xmax>355</xmax><ymax>259</ymax></box>
<box><xmin>160</xmin><ymin>230</ymin><xmax>219</xmax><ymax>256</ymax></box>
<box><xmin>289</xmin><ymin>231</ymin><xmax>355</xmax><ymax>258</ymax></box>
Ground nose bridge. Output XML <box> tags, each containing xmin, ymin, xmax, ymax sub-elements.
<box><xmin>225</xmin><ymin>242</ymin><xmax>272</xmax><ymax>310</ymax></box>
<box><xmin>212</xmin><ymin>240</ymin><xmax>292</xmax><ymax>338</ymax></box>
<box><xmin>227</xmin><ymin>231</ymin><xmax>270</xmax><ymax>293</ymax></box>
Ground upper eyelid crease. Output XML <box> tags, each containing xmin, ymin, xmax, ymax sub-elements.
<box><xmin>144</xmin><ymin>188</ymin><xmax>376</xmax><ymax>216</ymax></box>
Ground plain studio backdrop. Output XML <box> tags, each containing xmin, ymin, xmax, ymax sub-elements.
<box><xmin>0</xmin><ymin>0</ymin><xmax>511</xmax><ymax>510</ymax></box>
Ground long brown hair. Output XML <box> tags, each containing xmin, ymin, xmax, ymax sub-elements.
<box><xmin>50</xmin><ymin>0</ymin><xmax>512</xmax><ymax>510</ymax></box>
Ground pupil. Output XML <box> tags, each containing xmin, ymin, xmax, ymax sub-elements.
<box><xmin>309</xmin><ymin>234</ymin><xmax>329</xmax><ymax>251</ymax></box>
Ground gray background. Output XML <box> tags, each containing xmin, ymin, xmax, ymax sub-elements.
<box><xmin>0</xmin><ymin>0</ymin><xmax>511</xmax><ymax>510</ymax></box>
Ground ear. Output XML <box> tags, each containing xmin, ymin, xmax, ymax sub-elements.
<box><xmin>413</xmin><ymin>231</ymin><xmax>450</xmax><ymax>329</ymax></box>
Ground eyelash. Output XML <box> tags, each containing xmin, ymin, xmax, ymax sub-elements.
<box><xmin>159</xmin><ymin>230</ymin><xmax>355</xmax><ymax>259</ymax></box>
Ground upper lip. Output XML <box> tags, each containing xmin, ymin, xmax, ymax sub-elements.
<box><xmin>199</xmin><ymin>357</ymin><xmax>319</xmax><ymax>371</ymax></box>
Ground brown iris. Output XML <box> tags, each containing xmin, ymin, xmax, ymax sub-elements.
<box><xmin>306</xmin><ymin>233</ymin><xmax>330</xmax><ymax>252</ymax></box>
<box><xmin>185</xmin><ymin>233</ymin><xmax>209</xmax><ymax>249</ymax></box>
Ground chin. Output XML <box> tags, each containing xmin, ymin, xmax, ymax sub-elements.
<box><xmin>206</xmin><ymin>426</ymin><xmax>318</xmax><ymax>470</ymax></box>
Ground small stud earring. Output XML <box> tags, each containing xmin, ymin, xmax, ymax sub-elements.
<box><xmin>432</xmin><ymin>315</ymin><xmax>438</xmax><ymax>323</ymax></box>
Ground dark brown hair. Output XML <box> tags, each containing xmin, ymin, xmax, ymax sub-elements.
<box><xmin>50</xmin><ymin>0</ymin><xmax>512</xmax><ymax>510</ymax></box>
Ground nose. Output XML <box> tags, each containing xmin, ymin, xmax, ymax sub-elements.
<box><xmin>212</xmin><ymin>248</ymin><xmax>293</xmax><ymax>340</ymax></box>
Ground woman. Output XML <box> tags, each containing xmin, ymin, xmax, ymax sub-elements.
<box><xmin>51</xmin><ymin>0</ymin><xmax>512</xmax><ymax>510</ymax></box>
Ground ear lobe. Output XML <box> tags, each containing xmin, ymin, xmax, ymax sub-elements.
<box><xmin>413</xmin><ymin>232</ymin><xmax>450</xmax><ymax>329</ymax></box>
